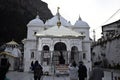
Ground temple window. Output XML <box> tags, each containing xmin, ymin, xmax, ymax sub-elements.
<box><xmin>31</xmin><ymin>52</ymin><xmax>34</xmax><ymax>59</ymax></box>
<box><xmin>83</xmin><ymin>53</ymin><xmax>86</xmax><ymax>59</ymax></box>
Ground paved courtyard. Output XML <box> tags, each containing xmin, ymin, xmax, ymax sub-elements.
<box><xmin>6</xmin><ymin>70</ymin><xmax>117</xmax><ymax>80</ymax></box>
<box><xmin>6</xmin><ymin>71</ymin><xmax>69</xmax><ymax>80</ymax></box>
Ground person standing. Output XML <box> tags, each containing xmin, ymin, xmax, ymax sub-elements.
<box><xmin>33</xmin><ymin>60</ymin><xmax>43</xmax><ymax>80</ymax></box>
<box><xmin>69</xmin><ymin>61</ymin><xmax>78</xmax><ymax>80</ymax></box>
<box><xmin>59</xmin><ymin>51</ymin><xmax>65</xmax><ymax>64</ymax></box>
<box><xmin>78</xmin><ymin>61</ymin><xmax>87</xmax><ymax>80</ymax></box>
<box><xmin>30</xmin><ymin>61</ymin><xmax>34</xmax><ymax>71</ymax></box>
<box><xmin>89</xmin><ymin>62</ymin><xmax>104</xmax><ymax>80</ymax></box>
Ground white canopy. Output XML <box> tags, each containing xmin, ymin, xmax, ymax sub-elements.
<box><xmin>36</xmin><ymin>25</ymin><xmax>85</xmax><ymax>38</ymax></box>
<box><xmin>6</xmin><ymin>40</ymin><xmax>19</xmax><ymax>46</ymax></box>
<box><xmin>12</xmin><ymin>48</ymin><xmax>21</xmax><ymax>57</ymax></box>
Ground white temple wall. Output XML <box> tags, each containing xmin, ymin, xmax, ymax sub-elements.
<box><xmin>72</xmin><ymin>27</ymin><xmax>90</xmax><ymax>41</ymax></box>
<box><xmin>24</xmin><ymin>40</ymin><xmax>36</xmax><ymax>71</ymax></box>
<box><xmin>79</xmin><ymin>29</ymin><xmax>89</xmax><ymax>41</ymax></box>
<box><xmin>27</xmin><ymin>27</ymin><xmax>37</xmax><ymax>39</ymax></box>
<box><xmin>82</xmin><ymin>41</ymin><xmax>92</xmax><ymax>79</ymax></box>
<box><xmin>27</xmin><ymin>26</ymin><xmax>44</xmax><ymax>40</ymax></box>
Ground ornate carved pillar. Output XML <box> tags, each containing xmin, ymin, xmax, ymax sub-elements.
<box><xmin>37</xmin><ymin>38</ymin><xmax>42</xmax><ymax>64</ymax></box>
<box><xmin>68</xmin><ymin>51</ymin><xmax>71</xmax><ymax>64</ymax></box>
<box><xmin>50</xmin><ymin>40</ymin><xmax>54</xmax><ymax>64</ymax></box>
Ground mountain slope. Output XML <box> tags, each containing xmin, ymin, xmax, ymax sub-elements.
<box><xmin>0</xmin><ymin>0</ymin><xmax>53</xmax><ymax>45</ymax></box>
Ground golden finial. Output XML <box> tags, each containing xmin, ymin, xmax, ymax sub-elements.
<box><xmin>57</xmin><ymin>21</ymin><xmax>61</xmax><ymax>28</ymax></box>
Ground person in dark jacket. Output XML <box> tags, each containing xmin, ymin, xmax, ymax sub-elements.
<box><xmin>78</xmin><ymin>61</ymin><xmax>87</xmax><ymax>80</ymax></box>
<box><xmin>0</xmin><ymin>58</ymin><xmax>10</xmax><ymax>80</ymax></box>
<box><xmin>33</xmin><ymin>60</ymin><xmax>43</xmax><ymax>80</ymax></box>
<box><xmin>59</xmin><ymin>52</ymin><xmax>65</xmax><ymax>64</ymax></box>
<box><xmin>30</xmin><ymin>61</ymin><xmax>34</xmax><ymax>71</ymax></box>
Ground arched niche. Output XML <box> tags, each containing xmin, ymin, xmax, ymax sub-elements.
<box><xmin>42</xmin><ymin>45</ymin><xmax>50</xmax><ymax>65</ymax></box>
<box><xmin>43</xmin><ymin>45</ymin><xmax>49</xmax><ymax>51</ymax></box>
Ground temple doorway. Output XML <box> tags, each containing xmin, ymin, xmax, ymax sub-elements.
<box><xmin>53</xmin><ymin>42</ymin><xmax>67</xmax><ymax>64</ymax></box>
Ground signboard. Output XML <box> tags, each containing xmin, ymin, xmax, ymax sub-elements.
<box><xmin>55</xmin><ymin>64</ymin><xmax>69</xmax><ymax>75</ymax></box>
<box><xmin>43</xmin><ymin>52</ymin><xmax>50</xmax><ymax>58</ymax></box>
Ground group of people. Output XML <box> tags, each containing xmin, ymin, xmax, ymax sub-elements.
<box><xmin>69</xmin><ymin>61</ymin><xmax>87</xmax><ymax>80</ymax></box>
<box><xmin>31</xmin><ymin>60</ymin><xmax>104</xmax><ymax>80</ymax></box>
<box><xmin>31</xmin><ymin>60</ymin><xmax>43</xmax><ymax>80</ymax></box>
<box><xmin>69</xmin><ymin>61</ymin><xmax>104</xmax><ymax>80</ymax></box>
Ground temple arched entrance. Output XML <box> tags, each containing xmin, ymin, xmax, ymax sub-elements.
<box><xmin>54</xmin><ymin>42</ymin><xmax>66</xmax><ymax>51</ymax></box>
<box><xmin>53</xmin><ymin>42</ymin><xmax>67</xmax><ymax>64</ymax></box>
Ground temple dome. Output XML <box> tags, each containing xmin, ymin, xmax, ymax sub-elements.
<box><xmin>27</xmin><ymin>15</ymin><xmax>44</xmax><ymax>27</ymax></box>
<box><xmin>74</xmin><ymin>16</ymin><xmax>89</xmax><ymax>27</ymax></box>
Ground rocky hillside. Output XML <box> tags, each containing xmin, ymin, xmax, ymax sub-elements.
<box><xmin>0</xmin><ymin>0</ymin><xmax>53</xmax><ymax>45</ymax></box>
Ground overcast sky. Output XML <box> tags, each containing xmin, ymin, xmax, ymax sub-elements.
<box><xmin>42</xmin><ymin>0</ymin><xmax>120</xmax><ymax>40</ymax></box>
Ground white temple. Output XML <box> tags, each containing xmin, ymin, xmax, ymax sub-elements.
<box><xmin>23</xmin><ymin>8</ymin><xmax>92</xmax><ymax>75</ymax></box>
<box><xmin>2</xmin><ymin>40</ymin><xmax>22</xmax><ymax>70</ymax></box>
